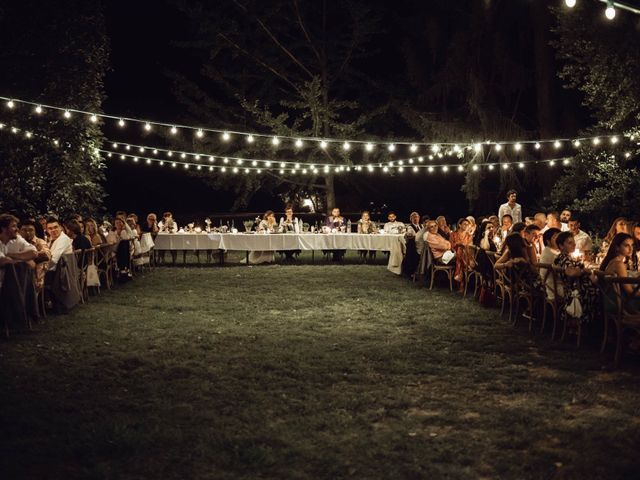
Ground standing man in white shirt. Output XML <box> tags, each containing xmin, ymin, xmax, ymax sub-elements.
<box><xmin>498</xmin><ymin>190</ymin><xmax>522</xmax><ymax>225</ymax></box>
<box><xmin>46</xmin><ymin>217</ymin><xmax>73</xmax><ymax>271</ymax></box>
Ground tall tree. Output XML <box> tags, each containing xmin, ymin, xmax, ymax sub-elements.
<box><xmin>167</xmin><ymin>0</ymin><xmax>386</xmax><ymax>211</ymax></box>
<box><xmin>0</xmin><ymin>0</ymin><xmax>109</xmax><ymax>218</ymax></box>
<box><xmin>548</xmin><ymin>2</ymin><xmax>640</xmax><ymax>231</ymax></box>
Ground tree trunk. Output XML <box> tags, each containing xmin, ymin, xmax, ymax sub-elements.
<box><xmin>324</xmin><ymin>174</ymin><xmax>336</xmax><ymax>210</ymax></box>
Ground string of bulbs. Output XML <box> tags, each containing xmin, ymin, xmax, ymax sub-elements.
<box><xmin>1</xmin><ymin>95</ymin><xmax>635</xmax><ymax>157</ymax></box>
<box><xmin>563</xmin><ymin>0</ymin><xmax>640</xmax><ymax>20</ymax></box>
<box><xmin>4</xmin><ymin>119</ymin><xmax>635</xmax><ymax>177</ymax></box>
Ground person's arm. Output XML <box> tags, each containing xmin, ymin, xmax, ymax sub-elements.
<box><xmin>495</xmin><ymin>250</ymin><xmax>511</xmax><ymax>269</ymax></box>
<box><xmin>0</xmin><ymin>252</ymin><xmax>14</xmax><ymax>266</ymax></box>
<box><xmin>498</xmin><ymin>204</ymin><xmax>506</xmax><ymax>222</ymax></box>
<box><xmin>7</xmin><ymin>238</ymin><xmax>37</xmax><ymax>262</ymax></box>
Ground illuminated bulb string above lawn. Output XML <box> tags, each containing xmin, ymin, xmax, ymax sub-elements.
<box><xmin>563</xmin><ymin>0</ymin><xmax>640</xmax><ymax>18</ymax></box>
<box><xmin>2</xmin><ymin>120</ymin><xmax>635</xmax><ymax>177</ymax></box>
<box><xmin>0</xmin><ymin>95</ymin><xmax>635</xmax><ymax>155</ymax></box>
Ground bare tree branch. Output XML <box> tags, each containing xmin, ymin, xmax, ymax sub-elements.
<box><xmin>293</xmin><ymin>0</ymin><xmax>322</xmax><ymax>63</ymax></box>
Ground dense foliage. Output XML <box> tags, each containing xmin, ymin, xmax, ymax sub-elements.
<box><xmin>0</xmin><ymin>1</ymin><xmax>109</xmax><ymax>218</ymax></box>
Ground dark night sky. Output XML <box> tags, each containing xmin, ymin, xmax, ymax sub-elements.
<box><xmin>98</xmin><ymin>0</ymin><xmax>603</xmax><ymax>222</ymax></box>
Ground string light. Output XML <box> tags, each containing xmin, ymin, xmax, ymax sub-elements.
<box><xmin>118</xmin><ymin>119</ymin><xmax>126</xmax><ymax>127</ymax></box>
<box><xmin>593</xmin><ymin>137</ymin><xmax>601</xmax><ymax>145</ymax></box>
<box><xmin>196</xmin><ymin>129</ymin><xmax>204</xmax><ymax>138</ymax></box>
<box><xmin>319</xmin><ymin>140</ymin><xmax>327</xmax><ymax>149</ymax></box>
<box><xmin>610</xmin><ymin>136</ymin><xmax>619</xmax><ymax>144</ymax></box>
<box><xmin>222</xmin><ymin>132</ymin><xmax>231</xmax><ymax>141</ymax></box>
<box><xmin>605</xmin><ymin>1</ymin><xmax>616</xmax><ymax>19</ymax></box>
<box><xmin>144</xmin><ymin>122</ymin><xmax>151</xmax><ymax>131</ymax></box>
<box><xmin>247</xmin><ymin>134</ymin><xmax>255</xmax><ymax>143</ymax></box>
<box><xmin>573</xmin><ymin>139</ymin><xmax>581</xmax><ymax>147</ymax></box>
<box><xmin>410</xmin><ymin>144</ymin><xmax>418</xmax><ymax>153</ymax></box>
<box><xmin>387</xmin><ymin>144</ymin><xmax>396</xmax><ymax>152</ymax></box>
<box><xmin>495</xmin><ymin>144</ymin><xmax>502</xmax><ymax>152</ymax></box>
<box><xmin>535</xmin><ymin>142</ymin><xmax>541</xmax><ymax>150</ymax></box>
<box><xmin>35</xmin><ymin>105</ymin><xmax>42</xmax><ymax>114</ymax></box>
<box><xmin>90</xmin><ymin>114</ymin><xmax>98</xmax><ymax>123</ymax></box>
<box><xmin>271</xmin><ymin>136</ymin><xmax>280</xmax><ymax>146</ymax></box>
<box><xmin>63</xmin><ymin>110</ymin><xmax>71</xmax><ymax>119</ymax></box>
<box><xmin>565</xmin><ymin>0</ymin><xmax>576</xmax><ymax>7</ymax></box>
<box><xmin>554</xmin><ymin>140</ymin><xmax>562</xmax><ymax>149</ymax></box>
<box><xmin>6</xmin><ymin>100</ymin><xmax>15</xmax><ymax>109</ymax></box>
<box><xmin>294</xmin><ymin>138</ymin><xmax>303</xmax><ymax>148</ymax></box>
<box><xmin>365</xmin><ymin>143</ymin><xmax>374</xmax><ymax>152</ymax></box>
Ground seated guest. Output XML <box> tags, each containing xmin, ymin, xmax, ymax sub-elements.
<box><xmin>408</xmin><ymin>212</ymin><xmax>421</xmax><ymax>234</ymax></box>
<box><xmin>568</xmin><ymin>217</ymin><xmax>592</xmax><ymax>259</ymax></box>
<box><xmin>450</xmin><ymin>218</ymin><xmax>472</xmax><ymax>286</ymax></box>
<box><xmin>258</xmin><ymin>210</ymin><xmax>278</xmax><ymax>233</ymax></box>
<box><xmin>553</xmin><ymin>231</ymin><xmax>598</xmax><ymax>326</ymax></box>
<box><xmin>495</xmin><ymin>233</ymin><xmax>542</xmax><ymax>289</ymax></box>
<box><xmin>0</xmin><ymin>214</ymin><xmax>38</xmax><ymax>289</ymax></box>
<box><xmin>541</xmin><ymin>211</ymin><xmax>566</xmax><ymax>234</ymax></box>
<box><xmin>436</xmin><ymin>216</ymin><xmax>451</xmax><ymax>241</ymax></box>
<box><xmin>383</xmin><ymin>212</ymin><xmax>404</xmax><ymax>233</ymax></box>
<box><xmin>19</xmin><ymin>219</ymin><xmax>51</xmax><ymax>290</ymax></box>
<box><xmin>415</xmin><ymin>215</ymin><xmax>431</xmax><ymax>255</ymax></box>
<box><xmin>500</xmin><ymin>214</ymin><xmax>513</xmax><ymax>239</ymax></box>
<box><xmin>279</xmin><ymin>204</ymin><xmax>300</xmax><ymax>233</ymax></box>
<box><xmin>522</xmin><ymin>224</ymin><xmax>541</xmax><ymax>260</ymax></box>
<box><xmin>466</xmin><ymin>216</ymin><xmax>477</xmax><ymax>237</ymax></box>
<box><xmin>511</xmin><ymin>222</ymin><xmax>526</xmax><ymax>236</ymax></box>
<box><xmin>66</xmin><ymin>220</ymin><xmax>92</xmax><ymax>251</ymax></box>
<box><xmin>158</xmin><ymin>212</ymin><xmax>178</xmax><ymax>233</ymax></box>
<box><xmin>601</xmin><ymin>217</ymin><xmax>630</xmax><ymax>256</ymax></box>
<box><xmin>475</xmin><ymin>221</ymin><xmax>497</xmax><ymax>284</ymax></box>
<box><xmin>113</xmin><ymin>217</ymin><xmax>136</xmax><ymax>275</ymax></box>
<box><xmin>46</xmin><ymin>217</ymin><xmax>73</xmax><ymax>271</ymax></box>
<box><xmin>601</xmin><ymin>233</ymin><xmax>640</xmax><ymax>297</ymax></box>
<box><xmin>524</xmin><ymin>216</ymin><xmax>535</xmax><ymax>226</ymax></box>
<box><xmin>560</xmin><ymin>209</ymin><xmax>572</xmax><ymax>230</ymax></box>
<box><xmin>633</xmin><ymin>222</ymin><xmax>640</xmax><ymax>271</ymax></box>
<box><xmin>357</xmin><ymin>211</ymin><xmax>377</xmax><ymax>234</ymax></box>
<box><xmin>141</xmin><ymin>213</ymin><xmax>159</xmax><ymax>236</ymax></box>
<box><xmin>357</xmin><ymin>211</ymin><xmax>377</xmax><ymax>262</ymax></box>
<box><xmin>479</xmin><ymin>221</ymin><xmax>498</xmax><ymax>252</ymax></box>
<box><xmin>538</xmin><ymin>227</ymin><xmax>561</xmax><ymax>299</ymax></box>
<box><xmin>127</xmin><ymin>214</ymin><xmax>142</xmax><ymax>237</ymax></box>
<box><xmin>325</xmin><ymin>207</ymin><xmax>345</xmax><ymax>230</ymax></box>
<box><xmin>488</xmin><ymin>215</ymin><xmax>500</xmax><ymax>233</ymax></box>
<box><xmin>424</xmin><ymin>220</ymin><xmax>454</xmax><ymax>263</ymax></box>
<box><xmin>533</xmin><ymin>212</ymin><xmax>547</xmax><ymax>230</ymax></box>
<box><xmin>36</xmin><ymin>216</ymin><xmax>48</xmax><ymax>240</ymax></box>
<box><xmin>84</xmin><ymin>218</ymin><xmax>105</xmax><ymax>246</ymax></box>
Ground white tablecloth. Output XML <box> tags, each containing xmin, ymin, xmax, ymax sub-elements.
<box><xmin>154</xmin><ymin>233</ymin><xmax>406</xmax><ymax>274</ymax></box>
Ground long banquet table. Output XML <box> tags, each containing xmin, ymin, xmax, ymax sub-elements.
<box><xmin>154</xmin><ymin>232</ymin><xmax>406</xmax><ymax>274</ymax></box>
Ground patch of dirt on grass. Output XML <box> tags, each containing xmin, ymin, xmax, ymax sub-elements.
<box><xmin>406</xmin><ymin>407</ymin><xmax>443</xmax><ymax>418</ymax></box>
<box><xmin>492</xmin><ymin>393</ymin><xmax>533</xmax><ymax>407</ymax></box>
<box><xmin>527</xmin><ymin>365</ymin><xmax>562</xmax><ymax>379</ymax></box>
<box><xmin>460</xmin><ymin>411</ymin><xmax>481</xmax><ymax>420</ymax></box>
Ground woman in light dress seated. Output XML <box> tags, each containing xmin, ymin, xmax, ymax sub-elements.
<box><xmin>247</xmin><ymin>210</ymin><xmax>277</xmax><ymax>264</ymax></box>
<box><xmin>357</xmin><ymin>211</ymin><xmax>377</xmax><ymax>261</ymax></box>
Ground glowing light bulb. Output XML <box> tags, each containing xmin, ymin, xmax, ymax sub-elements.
<box><xmin>472</xmin><ymin>164</ymin><xmax>479</xmax><ymax>171</ymax></box>
<box><xmin>428</xmin><ymin>166</ymin><xmax>434</xmax><ymax>173</ymax></box>
<box><xmin>118</xmin><ymin>119</ymin><xmax>125</xmax><ymax>127</ymax></box>
<box><xmin>195</xmin><ymin>154</ymin><xmax>200</xmax><ymax>160</ymax></box>
<box><xmin>247</xmin><ymin>134</ymin><xmax>255</xmax><ymax>143</ymax></box>
<box><xmin>488</xmin><ymin>164</ymin><xmax>495</xmax><ymax>170</ymax></box>
<box><xmin>153</xmin><ymin>149</ymin><xmax>158</xmax><ymax>155</ymax></box>
<box><xmin>593</xmin><ymin>137</ymin><xmax>601</xmax><ymax>145</ymax></box>
<box><xmin>196</xmin><ymin>129</ymin><xmax>204</xmax><ymax>138</ymax></box>
<box><xmin>63</xmin><ymin>110</ymin><xmax>71</xmax><ymax>119</ymax></box>
<box><xmin>170</xmin><ymin>126</ymin><xmax>177</xmax><ymax>135</ymax></box>
<box><xmin>35</xmin><ymin>105</ymin><xmax>42</xmax><ymax>114</ymax></box>
<box><xmin>502</xmin><ymin>163</ymin><xmax>508</xmax><ymax>170</ymax></box>
<box><xmin>410</xmin><ymin>144</ymin><xmax>418</xmax><ymax>153</ymax></box>
<box><xmin>342</xmin><ymin>142</ymin><xmax>350</xmax><ymax>151</ymax></box>
<box><xmin>534</xmin><ymin>142</ymin><xmax>541</xmax><ymax>150</ymax></box>
<box><xmin>563</xmin><ymin>159</ymin><xmax>570</xmax><ymax>165</ymax></box>
<box><xmin>610</xmin><ymin>136</ymin><xmax>619</xmax><ymax>144</ymax></box>
<box><xmin>295</xmin><ymin>138</ymin><xmax>303</xmax><ymax>148</ymax></box>
<box><xmin>319</xmin><ymin>140</ymin><xmax>327</xmax><ymax>149</ymax></box>
<box><xmin>474</xmin><ymin>143</ymin><xmax>482</xmax><ymax>153</ymax></box>
<box><xmin>518</xmin><ymin>162</ymin><xmax>525</xmax><ymax>169</ymax></box>
<box><xmin>271</xmin><ymin>136</ymin><xmax>280</xmax><ymax>146</ymax></box>
<box><xmin>144</xmin><ymin>122</ymin><xmax>151</xmax><ymax>131</ymax></box>
<box><xmin>139</xmin><ymin>147</ymin><xmax>145</xmax><ymax>153</ymax></box>
<box><xmin>89</xmin><ymin>114</ymin><xmax>98</xmax><ymax>123</ymax></box>
<box><xmin>25</xmin><ymin>131</ymin><xmax>32</xmax><ymax>138</ymax></box>
<box><xmin>388</xmin><ymin>144</ymin><xmax>396</xmax><ymax>152</ymax></box>
<box><xmin>565</xmin><ymin>0</ymin><xmax>576</xmax><ymax>7</ymax></box>
<box><xmin>112</xmin><ymin>143</ymin><xmax>118</xmax><ymax>149</ymax></box>
<box><xmin>418</xmin><ymin>156</ymin><xmax>424</xmax><ymax>162</ymax></box>
<box><xmin>495</xmin><ymin>144</ymin><xmax>502</xmax><ymax>152</ymax></box>
<box><xmin>573</xmin><ymin>140</ymin><xmax>581</xmax><ymax>147</ymax></box>
<box><xmin>514</xmin><ymin>143</ymin><xmax>522</xmax><ymax>152</ymax></box>
<box><xmin>252</xmin><ymin>160</ymin><xmax>257</xmax><ymax>166</ymax></box>
<box><xmin>457</xmin><ymin>165</ymin><xmax>464</xmax><ymax>172</ymax></box>
<box><xmin>605</xmin><ymin>4</ymin><xmax>616</xmax><ymax>20</ymax></box>
<box><xmin>554</xmin><ymin>140</ymin><xmax>562</xmax><ymax>149</ymax></box>
<box><xmin>365</xmin><ymin>143</ymin><xmax>374</xmax><ymax>152</ymax></box>
<box><xmin>7</xmin><ymin>100</ymin><xmax>15</xmax><ymax>109</ymax></box>
<box><xmin>222</xmin><ymin>132</ymin><xmax>230</xmax><ymax>141</ymax></box>
<box><xmin>280</xmin><ymin>162</ymin><xmax>286</xmax><ymax>168</ymax></box>
<box><xmin>223</xmin><ymin>157</ymin><xmax>229</xmax><ymax>164</ymax></box>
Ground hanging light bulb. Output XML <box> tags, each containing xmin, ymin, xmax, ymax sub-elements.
<box><xmin>472</xmin><ymin>164</ymin><xmax>479</xmax><ymax>171</ymax></box>
<box><xmin>295</xmin><ymin>138</ymin><xmax>303</xmax><ymax>148</ymax></box>
<box><xmin>144</xmin><ymin>122</ymin><xmax>151</xmax><ymax>131</ymax></box>
<box><xmin>518</xmin><ymin>162</ymin><xmax>525</xmax><ymax>169</ymax></box>
<box><xmin>457</xmin><ymin>165</ymin><xmax>464</xmax><ymax>172</ymax></box>
<box><xmin>342</xmin><ymin>142</ymin><xmax>350</xmax><ymax>151</ymax></box>
<box><xmin>271</xmin><ymin>136</ymin><xmax>280</xmax><ymax>146</ymax></box>
<box><xmin>502</xmin><ymin>163</ymin><xmax>509</xmax><ymax>170</ymax></box>
<box><xmin>554</xmin><ymin>140</ymin><xmax>562</xmax><ymax>149</ymax></box>
<box><xmin>495</xmin><ymin>144</ymin><xmax>502</xmax><ymax>152</ymax></box>
<box><xmin>534</xmin><ymin>142</ymin><xmax>541</xmax><ymax>150</ymax></box>
<box><xmin>387</xmin><ymin>144</ymin><xmax>396</xmax><ymax>152</ymax></box>
<box><xmin>90</xmin><ymin>114</ymin><xmax>98</xmax><ymax>123</ymax></box>
<box><xmin>428</xmin><ymin>166</ymin><xmax>434</xmax><ymax>173</ymax></box>
<box><xmin>488</xmin><ymin>164</ymin><xmax>495</xmax><ymax>170</ymax></box>
<box><xmin>63</xmin><ymin>110</ymin><xmax>71</xmax><ymax>119</ymax></box>
<box><xmin>565</xmin><ymin>0</ymin><xmax>576</xmax><ymax>7</ymax></box>
<box><xmin>35</xmin><ymin>105</ymin><xmax>43</xmax><ymax>114</ymax></box>
<box><xmin>605</xmin><ymin>1</ymin><xmax>616</xmax><ymax>19</ymax></box>
<box><xmin>319</xmin><ymin>140</ymin><xmax>328</xmax><ymax>149</ymax></box>
<box><xmin>410</xmin><ymin>144</ymin><xmax>418</xmax><ymax>153</ymax></box>
<box><xmin>573</xmin><ymin>139</ymin><xmax>581</xmax><ymax>147</ymax></box>
<box><xmin>593</xmin><ymin>137</ymin><xmax>601</xmax><ymax>145</ymax></box>
<box><xmin>365</xmin><ymin>142</ymin><xmax>374</xmax><ymax>152</ymax></box>
<box><xmin>118</xmin><ymin>119</ymin><xmax>126</xmax><ymax>127</ymax></box>
<box><xmin>222</xmin><ymin>132</ymin><xmax>231</xmax><ymax>141</ymax></box>
<box><xmin>610</xmin><ymin>136</ymin><xmax>619</xmax><ymax>144</ymax></box>
<box><xmin>247</xmin><ymin>134</ymin><xmax>255</xmax><ymax>143</ymax></box>
<box><xmin>7</xmin><ymin>100</ymin><xmax>15</xmax><ymax>109</ymax></box>
<box><xmin>196</xmin><ymin>129</ymin><xmax>204</xmax><ymax>138</ymax></box>
<box><xmin>514</xmin><ymin>143</ymin><xmax>522</xmax><ymax>152</ymax></box>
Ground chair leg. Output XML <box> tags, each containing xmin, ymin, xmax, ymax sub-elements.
<box><xmin>429</xmin><ymin>269</ymin><xmax>435</xmax><ymax>290</ymax></box>
<box><xmin>448</xmin><ymin>270</ymin><xmax>453</xmax><ymax>292</ymax></box>
<box><xmin>463</xmin><ymin>273</ymin><xmax>470</xmax><ymax>298</ymax></box>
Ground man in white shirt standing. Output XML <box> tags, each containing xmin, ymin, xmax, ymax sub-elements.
<box><xmin>568</xmin><ymin>217</ymin><xmax>593</xmax><ymax>258</ymax></box>
<box><xmin>498</xmin><ymin>190</ymin><xmax>522</xmax><ymax>224</ymax></box>
<box><xmin>0</xmin><ymin>214</ymin><xmax>38</xmax><ymax>289</ymax></box>
<box><xmin>46</xmin><ymin>217</ymin><xmax>73</xmax><ymax>271</ymax></box>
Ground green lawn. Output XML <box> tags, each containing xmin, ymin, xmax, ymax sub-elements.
<box><xmin>1</xmin><ymin>263</ymin><xmax>639</xmax><ymax>479</ymax></box>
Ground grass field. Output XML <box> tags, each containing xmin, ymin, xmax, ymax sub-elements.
<box><xmin>1</xmin><ymin>262</ymin><xmax>640</xmax><ymax>479</ymax></box>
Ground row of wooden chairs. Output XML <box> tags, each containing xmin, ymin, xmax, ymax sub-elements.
<box><xmin>417</xmin><ymin>244</ymin><xmax>640</xmax><ymax>368</ymax></box>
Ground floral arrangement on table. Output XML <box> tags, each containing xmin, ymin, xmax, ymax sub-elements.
<box><xmin>243</xmin><ymin>220</ymin><xmax>254</xmax><ymax>232</ymax></box>
<box><xmin>205</xmin><ymin>218</ymin><xmax>212</xmax><ymax>233</ymax></box>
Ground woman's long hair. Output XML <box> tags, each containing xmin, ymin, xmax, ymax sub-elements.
<box><xmin>504</xmin><ymin>233</ymin><xmax>527</xmax><ymax>260</ymax></box>
<box><xmin>604</xmin><ymin>217</ymin><xmax>628</xmax><ymax>245</ymax></box>
<box><xmin>600</xmin><ymin>233</ymin><xmax>634</xmax><ymax>271</ymax></box>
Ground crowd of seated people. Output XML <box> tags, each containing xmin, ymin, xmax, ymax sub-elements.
<box><xmin>0</xmin><ymin>210</ymin><xmax>159</xmax><ymax>330</ymax></box>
